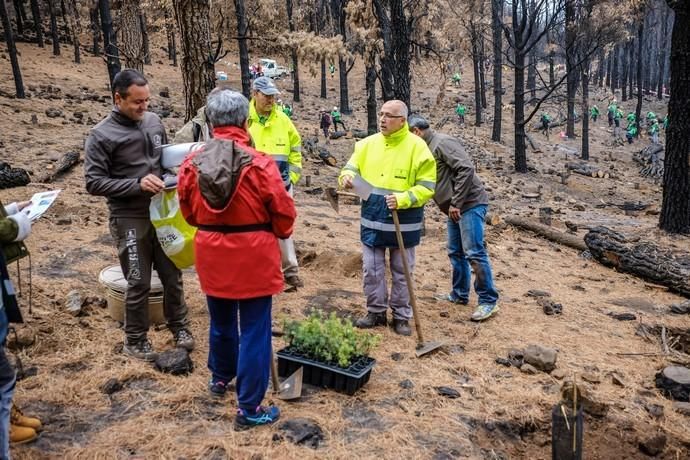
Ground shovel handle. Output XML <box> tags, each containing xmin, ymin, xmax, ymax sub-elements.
<box><xmin>270</xmin><ymin>350</ymin><xmax>281</xmax><ymax>391</ymax></box>
<box><xmin>391</xmin><ymin>210</ymin><xmax>425</xmax><ymax>345</ymax></box>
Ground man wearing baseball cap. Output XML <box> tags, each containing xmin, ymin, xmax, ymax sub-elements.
<box><xmin>248</xmin><ymin>77</ymin><xmax>304</xmax><ymax>288</ymax></box>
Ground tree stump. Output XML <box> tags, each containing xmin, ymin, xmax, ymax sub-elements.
<box><xmin>584</xmin><ymin>227</ymin><xmax>690</xmax><ymax>297</ymax></box>
<box><xmin>655</xmin><ymin>366</ymin><xmax>690</xmax><ymax>401</ymax></box>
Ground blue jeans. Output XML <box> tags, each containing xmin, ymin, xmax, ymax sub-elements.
<box><xmin>447</xmin><ymin>204</ymin><xmax>499</xmax><ymax>305</ymax></box>
<box><xmin>0</xmin><ymin>348</ymin><xmax>15</xmax><ymax>460</ymax></box>
<box><xmin>206</xmin><ymin>295</ymin><xmax>272</xmax><ymax>411</ymax></box>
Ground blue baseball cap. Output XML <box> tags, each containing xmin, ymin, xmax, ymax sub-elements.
<box><xmin>252</xmin><ymin>76</ymin><xmax>280</xmax><ymax>95</ymax></box>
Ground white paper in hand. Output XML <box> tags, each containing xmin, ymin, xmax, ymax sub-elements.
<box><xmin>352</xmin><ymin>176</ymin><xmax>373</xmax><ymax>201</ymax></box>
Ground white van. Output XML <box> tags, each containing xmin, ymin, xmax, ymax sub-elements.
<box><xmin>260</xmin><ymin>59</ymin><xmax>289</xmax><ymax>79</ymax></box>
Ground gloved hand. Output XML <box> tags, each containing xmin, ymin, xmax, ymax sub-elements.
<box><xmin>8</xmin><ymin>211</ymin><xmax>31</xmax><ymax>242</ymax></box>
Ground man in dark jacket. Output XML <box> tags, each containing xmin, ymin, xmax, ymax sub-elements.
<box><xmin>409</xmin><ymin>114</ymin><xmax>499</xmax><ymax>322</ymax></box>
<box><xmin>84</xmin><ymin>69</ymin><xmax>194</xmax><ymax>361</ymax></box>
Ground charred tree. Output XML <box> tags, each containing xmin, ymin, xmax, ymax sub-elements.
<box><xmin>48</xmin><ymin>0</ymin><xmax>60</xmax><ymax>55</ymax></box>
<box><xmin>286</xmin><ymin>0</ymin><xmax>300</xmax><ymax>102</ymax></box>
<box><xmin>491</xmin><ymin>0</ymin><xmax>503</xmax><ymax>142</ymax></box>
<box><xmin>89</xmin><ymin>4</ymin><xmax>99</xmax><ymax>55</ymax></box>
<box><xmin>372</xmin><ymin>0</ymin><xmax>411</xmax><ymax>108</ymax></box>
<box><xmin>233</xmin><ymin>0</ymin><xmax>250</xmax><ymax>98</ymax></box>
<box><xmin>0</xmin><ymin>0</ymin><xmax>25</xmax><ymax>98</ymax></box>
<box><xmin>366</xmin><ymin>64</ymin><xmax>377</xmax><ymax>134</ymax></box>
<box><xmin>140</xmin><ymin>12</ymin><xmax>151</xmax><ymax>65</ymax></box>
<box><xmin>172</xmin><ymin>0</ymin><xmax>215</xmax><ymax>122</ymax></box>
<box><xmin>13</xmin><ymin>0</ymin><xmax>24</xmax><ymax>35</ymax></box>
<box><xmin>164</xmin><ymin>7</ymin><xmax>177</xmax><ymax>66</ymax></box>
<box><xmin>564</xmin><ymin>0</ymin><xmax>577</xmax><ymax>138</ymax></box>
<box><xmin>120</xmin><ymin>0</ymin><xmax>145</xmax><ymax>73</ymax></box>
<box><xmin>320</xmin><ymin>57</ymin><xmax>327</xmax><ymax>98</ymax></box>
<box><xmin>332</xmin><ymin>0</ymin><xmax>351</xmax><ymax>112</ymax></box>
<box><xmin>30</xmin><ymin>0</ymin><xmax>43</xmax><ymax>47</ymax></box>
<box><xmin>657</xmin><ymin>3</ymin><xmax>670</xmax><ymax>99</ymax></box>
<box><xmin>659</xmin><ymin>0</ymin><xmax>690</xmax><ymax>234</ymax></box>
<box><xmin>471</xmin><ymin>24</ymin><xmax>483</xmax><ymax>126</ymax></box>
<box><xmin>98</xmin><ymin>0</ymin><xmax>120</xmax><ymax>91</ymax></box>
<box><xmin>581</xmin><ymin>58</ymin><xmax>590</xmax><ymax>161</ymax></box>
<box><xmin>66</xmin><ymin>0</ymin><xmax>80</xmax><ymax>64</ymax></box>
<box><xmin>635</xmin><ymin>15</ymin><xmax>644</xmax><ymax>135</ymax></box>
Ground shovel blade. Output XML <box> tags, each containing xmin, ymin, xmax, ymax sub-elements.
<box><xmin>324</xmin><ymin>187</ymin><xmax>339</xmax><ymax>213</ymax></box>
<box><xmin>415</xmin><ymin>341</ymin><xmax>444</xmax><ymax>358</ymax></box>
<box><xmin>276</xmin><ymin>366</ymin><xmax>303</xmax><ymax>400</ymax></box>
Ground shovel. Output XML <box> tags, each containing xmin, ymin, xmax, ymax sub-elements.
<box><xmin>270</xmin><ymin>351</ymin><xmax>303</xmax><ymax>400</ymax></box>
<box><xmin>325</xmin><ymin>176</ymin><xmax>372</xmax><ymax>213</ymax></box>
<box><xmin>391</xmin><ymin>209</ymin><xmax>444</xmax><ymax>357</ymax></box>
<box><xmin>324</xmin><ymin>187</ymin><xmax>358</xmax><ymax>213</ymax></box>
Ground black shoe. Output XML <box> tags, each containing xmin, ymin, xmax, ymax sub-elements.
<box><xmin>208</xmin><ymin>378</ymin><xmax>231</xmax><ymax>398</ymax></box>
<box><xmin>392</xmin><ymin>319</ymin><xmax>412</xmax><ymax>336</ymax></box>
<box><xmin>173</xmin><ymin>328</ymin><xmax>195</xmax><ymax>351</ymax></box>
<box><xmin>123</xmin><ymin>338</ymin><xmax>158</xmax><ymax>361</ymax></box>
<box><xmin>285</xmin><ymin>275</ymin><xmax>304</xmax><ymax>288</ymax></box>
<box><xmin>355</xmin><ymin>312</ymin><xmax>387</xmax><ymax>328</ymax></box>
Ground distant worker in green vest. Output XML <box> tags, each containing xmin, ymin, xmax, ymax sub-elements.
<box><xmin>649</xmin><ymin>119</ymin><xmax>660</xmax><ymax>144</ymax></box>
<box><xmin>663</xmin><ymin>114</ymin><xmax>669</xmax><ymax>130</ymax></box>
<box><xmin>329</xmin><ymin>62</ymin><xmax>336</xmax><ymax>78</ymax></box>
<box><xmin>452</xmin><ymin>72</ymin><xmax>461</xmax><ymax>87</ymax></box>
<box><xmin>590</xmin><ymin>105</ymin><xmax>599</xmax><ymax>122</ymax></box>
<box><xmin>540</xmin><ymin>112</ymin><xmax>552</xmax><ymax>138</ymax></box>
<box><xmin>626</xmin><ymin>124</ymin><xmax>637</xmax><ymax>144</ymax></box>
<box><xmin>455</xmin><ymin>102</ymin><xmax>466</xmax><ymax>127</ymax></box>
<box><xmin>282</xmin><ymin>102</ymin><xmax>293</xmax><ymax>119</ymax></box>
<box><xmin>646</xmin><ymin>111</ymin><xmax>657</xmax><ymax>124</ymax></box>
<box><xmin>331</xmin><ymin>106</ymin><xmax>346</xmax><ymax>131</ymax></box>
<box><xmin>613</xmin><ymin>107</ymin><xmax>623</xmax><ymax>138</ymax></box>
<box><xmin>607</xmin><ymin>100</ymin><xmax>617</xmax><ymax>127</ymax></box>
<box><xmin>626</xmin><ymin>112</ymin><xmax>636</xmax><ymax>128</ymax></box>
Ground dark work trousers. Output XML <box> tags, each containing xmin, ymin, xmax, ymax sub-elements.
<box><xmin>109</xmin><ymin>217</ymin><xmax>189</xmax><ymax>344</ymax></box>
<box><xmin>206</xmin><ymin>295</ymin><xmax>272</xmax><ymax>411</ymax></box>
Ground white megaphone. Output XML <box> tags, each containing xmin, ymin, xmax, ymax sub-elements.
<box><xmin>160</xmin><ymin>142</ymin><xmax>204</xmax><ymax>169</ymax></box>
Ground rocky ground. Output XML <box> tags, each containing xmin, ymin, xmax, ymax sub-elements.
<box><xmin>0</xmin><ymin>42</ymin><xmax>689</xmax><ymax>459</ymax></box>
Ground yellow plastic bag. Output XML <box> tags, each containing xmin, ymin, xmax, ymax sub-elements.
<box><xmin>149</xmin><ymin>189</ymin><xmax>197</xmax><ymax>269</ymax></box>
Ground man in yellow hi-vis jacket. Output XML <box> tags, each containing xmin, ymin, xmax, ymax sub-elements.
<box><xmin>339</xmin><ymin>100</ymin><xmax>436</xmax><ymax>336</ymax></box>
<box><xmin>248</xmin><ymin>77</ymin><xmax>304</xmax><ymax>288</ymax></box>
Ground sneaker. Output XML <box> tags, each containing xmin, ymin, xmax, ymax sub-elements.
<box><xmin>11</xmin><ymin>405</ymin><xmax>42</xmax><ymax>431</ymax></box>
<box><xmin>208</xmin><ymin>378</ymin><xmax>230</xmax><ymax>398</ymax></box>
<box><xmin>123</xmin><ymin>338</ymin><xmax>158</xmax><ymax>362</ymax></box>
<box><xmin>234</xmin><ymin>405</ymin><xmax>281</xmax><ymax>430</ymax></box>
<box><xmin>285</xmin><ymin>275</ymin><xmax>304</xmax><ymax>288</ymax></box>
<box><xmin>391</xmin><ymin>319</ymin><xmax>412</xmax><ymax>336</ymax></box>
<box><xmin>355</xmin><ymin>312</ymin><xmax>387</xmax><ymax>328</ymax></box>
<box><xmin>471</xmin><ymin>303</ymin><xmax>500</xmax><ymax>322</ymax></box>
<box><xmin>433</xmin><ymin>293</ymin><xmax>468</xmax><ymax>305</ymax></box>
<box><xmin>173</xmin><ymin>328</ymin><xmax>195</xmax><ymax>351</ymax></box>
<box><xmin>10</xmin><ymin>424</ymin><xmax>37</xmax><ymax>444</ymax></box>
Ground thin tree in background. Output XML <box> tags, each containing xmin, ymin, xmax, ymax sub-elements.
<box><xmin>659</xmin><ymin>0</ymin><xmax>689</xmax><ymax>234</ymax></box>
<box><xmin>0</xmin><ymin>0</ymin><xmax>25</xmax><ymax>98</ymax></box>
<box><xmin>89</xmin><ymin>3</ymin><xmax>100</xmax><ymax>55</ymax></box>
<box><xmin>30</xmin><ymin>0</ymin><xmax>44</xmax><ymax>47</ymax></box>
<box><xmin>286</xmin><ymin>0</ymin><xmax>300</xmax><ymax>102</ymax></box>
<box><xmin>99</xmin><ymin>0</ymin><xmax>121</xmax><ymax>90</ymax></box>
<box><xmin>491</xmin><ymin>0</ymin><xmax>503</xmax><ymax>142</ymax></box>
<box><xmin>164</xmin><ymin>6</ymin><xmax>177</xmax><ymax>66</ymax></box>
<box><xmin>234</xmin><ymin>0</ymin><xmax>250</xmax><ymax>98</ymax></box>
<box><xmin>172</xmin><ymin>0</ymin><xmax>215</xmax><ymax>122</ymax></box>
<box><xmin>66</xmin><ymin>0</ymin><xmax>81</xmax><ymax>63</ymax></box>
<box><xmin>13</xmin><ymin>0</ymin><xmax>25</xmax><ymax>35</ymax></box>
<box><xmin>120</xmin><ymin>0</ymin><xmax>145</xmax><ymax>72</ymax></box>
<box><xmin>140</xmin><ymin>12</ymin><xmax>151</xmax><ymax>65</ymax></box>
<box><xmin>48</xmin><ymin>0</ymin><xmax>60</xmax><ymax>55</ymax></box>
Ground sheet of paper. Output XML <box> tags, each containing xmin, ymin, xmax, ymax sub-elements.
<box><xmin>352</xmin><ymin>176</ymin><xmax>373</xmax><ymax>201</ymax></box>
<box><xmin>26</xmin><ymin>189</ymin><xmax>61</xmax><ymax>222</ymax></box>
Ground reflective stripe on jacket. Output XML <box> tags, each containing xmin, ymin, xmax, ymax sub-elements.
<box><xmin>339</xmin><ymin>124</ymin><xmax>436</xmax><ymax>248</ymax></box>
<box><xmin>248</xmin><ymin>100</ymin><xmax>302</xmax><ymax>187</ymax></box>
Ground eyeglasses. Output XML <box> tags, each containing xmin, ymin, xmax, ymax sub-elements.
<box><xmin>379</xmin><ymin>113</ymin><xmax>404</xmax><ymax>119</ymax></box>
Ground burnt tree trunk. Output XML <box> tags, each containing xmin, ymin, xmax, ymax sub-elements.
<box><xmin>338</xmin><ymin>56</ymin><xmax>350</xmax><ymax>113</ymax></box>
<box><xmin>48</xmin><ymin>0</ymin><xmax>60</xmax><ymax>56</ymax></box>
<box><xmin>164</xmin><ymin>7</ymin><xmax>177</xmax><ymax>66</ymax></box>
<box><xmin>366</xmin><ymin>63</ymin><xmax>377</xmax><ymax>135</ymax></box>
<box><xmin>120</xmin><ymin>0</ymin><xmax>145</xmax><ymax>73</ymax></box>
<box><xmin>585</xmin><ymin>227</ymin><xmax>690</xmax><ymax>296</ymax></box>
<box><xmin>66</xmin><ymin>0</ymin><xmax>80</xmax><ymax>64</ymax></box>
<box><xmin>621</xmin><ymin>41</ymin><xmax>630</xmax><ymax>101</ymax></box>
<box><xmin>98</xmin><ymin>0</ymin><xmax>120</xmax><ymax>91</ymax></box>
<box><xmin>471</xmin><ymin>25</ymin><xmax>482</xmax><ymax>126</ymax></box>
<box><xmin>320</xmin><ymin>57</ymin><xmax>327</xmax><ymax>98</ymax></box>
<box><xmin>597</xmin><ymin>48</ymin><xmax>605</xmax><ymax>87</ymax></box>
<box><xmin>332</xmin><ymin>0</ymin><xmax>350</xmax><ymax>112</ymax></box>
<box><xmin>480</xmin><ymin>36</ymin><xmax>487</xmax><ymax>109</ymax></box>
<box><xmin>514</xmin><ymin>43</ymin><xmax>527</xmax><ymax>172</ymax></box>
<box><xmin>0</xmin><ymin>0</ymin><xmax>25</xmax><ymax>98</ymax></box>
<box><xmin>373</xmin><ymin>0</ymin><xmax>394</xmax><ymax>102</ymax></box>
<box><xmin>605</xmin><ymin>51</ymin><xmax>612</xmax><ymax>88</ymax></box>
<box><xmin>657</xmin><ymin>4</ymin><xmax>670</xmax><ymax>99</ymax></box>
<box><xmin>581</xmin><ymin>57</ymin><xmax>590</xmax><ymax>161</ymax></box>
<box><xmin>13</xmin><ymin>0</ymin><xmax>24</xmax><ymax>36</ymax></box>
<box><xmin>659</xmin><ymin>0</ymin><xmax>690</xmax><ymax>234</ymax></box>
<box><xmin>172</xmin><ymin>0</ymin><xmax>215</xmax><ymax>122</ymax></box>
<box><xmin>286</xmin><ymin>0</ymin><xmax>300</xmax><ymax>102</ymax></box>
<box><xmin>629</xmin><ymin>38</ymin><xmax>635</xmax><ymax>99</ymax></box>
<box><xmin>611</xmin><ymin>44</ymin><xmax>619</xmax><ymax>91</ymax></box>
<box><xmin>565</xmin><ymin>0</ymin><xmax>577</xmax><ymax>138</ymax></box>
<box><xmin>635</xmin><ymin>17</ymin><xmax>644</xmax><ymax>135</ymax></box>
<box><xmin>373</xmin><ymin>0</ymin><xmax>410</xmax><ymax>108</ymax></box>
<box><xmin>491</xmin><ymin>0</ymin><xmax>503</xmax><ymax>142</ymax></box>
<box><xmin>89</xmin><ymin>4</ymin><xmax>99</xmax><ymax>55</ymax></box>
<box><xmin>140</xmin><ymin>12</ymin><xmax>151</xmax><ymax>65</ymax></box>
<box><xmin>30</xmin><ymin>0</ymin><xmax>43</xmax><ymax>47</ymax></box>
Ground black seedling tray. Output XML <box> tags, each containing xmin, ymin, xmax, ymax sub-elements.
<box><xmin>276</xmin><ymin>347</ymin><xmax>376</xmax><ymax>395</ymax></box>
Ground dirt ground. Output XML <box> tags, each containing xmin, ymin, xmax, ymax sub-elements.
<box><xmin>1</xmin><ymin>42</ymin><xmax>689</xmax><ymax>459</ymax></box>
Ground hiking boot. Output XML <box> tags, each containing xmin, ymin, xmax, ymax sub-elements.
<box><xmin>123</xmin><ymin>338</ymin><xmax>158</xmax><ymax>362</ymax></box>
<box><xmin>355</xmin><ymin>312</ymin><xmax>387</xmax><ymax>329</ymax></box>
<box><xmin>173</xmin><ymin>328</ymin><xmax>195</xmax><ymax>351</ymax></box>
<box><xmin>392</xmin><ymin>319</ymin><xmax>412</xmax><ymax>336</ymax></box>
<box><xmin>208</xmin><ymin>378</ymin><xmax>231</xmax><ymax>398</ymax></box>
<box><xmin>11</xmin><ymin>405</ymin><xmax>42</xmax><ymax>431</ymax></box>
<box><xmin>285</xmin><ymin>275</ymin><xmax>304</xmax><ymax>288</ymax></box>
<box><xmin>433</xmin><ymin>293</ymin><xmax>468</xmax><ymax>305</ymax></box>
<box><xmin>10</xmin><ymin>424</ymin><xmax>37</xmax><ymax>444</ymax></box>
<box><xmin>471</xmin><ymin>303</ymin><xmax>500</xmax><ymax>322</ymax></box>
<box><xmin>234</xmin><ymin>405</ymin><xmax>281</xmax><ymax>431</ymax></box>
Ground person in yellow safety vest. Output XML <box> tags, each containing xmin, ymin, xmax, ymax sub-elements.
<box><xmin>338</xmin><ymin>100</ymin><xmax>436</xmax><ymax>336</ymax></box>
<box><xmin>248</xmin><ymin>76</ymin><xmax>304</xmax><ymax>288</ymax></box>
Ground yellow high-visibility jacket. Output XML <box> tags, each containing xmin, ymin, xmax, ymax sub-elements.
<box><xmin>248</xmin><ymin>100</ymin><xmax>302</xmax><ymax>187</ymax></box>
<box><xmin>339</xmin><ymin>124</ymin><xmax>436</xmax><ymax>248</ymax></box>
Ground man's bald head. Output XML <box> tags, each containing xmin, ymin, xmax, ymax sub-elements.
<box><xmin>379</xmin><ymin>100</ymin><xmax>409</xmax><ymax>136</ymax></box>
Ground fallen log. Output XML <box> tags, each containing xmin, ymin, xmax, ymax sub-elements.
<box><xmin>504</xmin><ymin>216</ymin><xmax>588</xmax><ymax>252</ymax></box>
<box><xmin>566</xmin><ymin>162</ymin><xmax>610</xmax><ymax>179</ymax></box>
<box><xmin>34</xmin><ymin>151</ymin><xmax>80</xmax><ymax>183</ymax></box>
<box><xmin>584</xmin><ymin>226</ymin><xmax>690</xmax><ymax>298</ymax></box>
<box><xmin>525</xmin><ymin>134</ymin><xmax>542</xmax><ymax>153</ymax></box>
<box><xmin>633</xmin><ymin>145</ymin><xmax>664</xmax><ymax>183</ymax></box>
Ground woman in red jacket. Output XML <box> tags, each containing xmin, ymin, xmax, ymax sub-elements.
<box><xmin>177</xmin><ymin>88</ymin><xmax>296</xmax><ymax>430</ymax></box>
